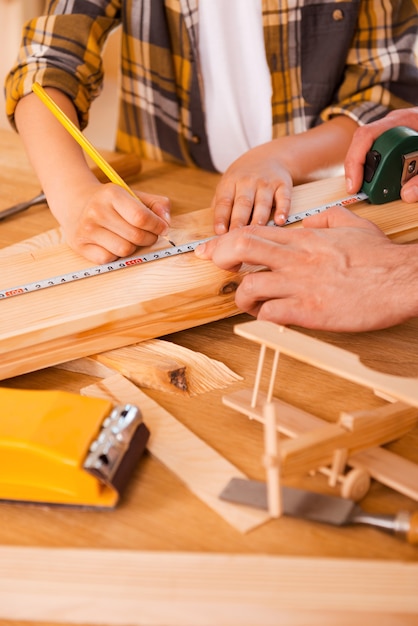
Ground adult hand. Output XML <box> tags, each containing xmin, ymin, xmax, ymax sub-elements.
<box><xmin>211</xmin><ymin>141</ymin><xmax>293</xmax><ymax>236</ymax></box>
<box><xmin>59</xmin><ymin>183</ymin><xmax>171</xmax><ymax>263</ymax></box>
<box><xmin>196</xmin><ymin>207</ymin><xmax>417</xmax><ymax>332</ymax></box>
<box><xmin>345</xmin><ymin>108</ymin><xmax>418</xmax><ymax>203</ymax></box>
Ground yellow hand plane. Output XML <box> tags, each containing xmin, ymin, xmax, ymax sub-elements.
<box><xmin>0</xmin><ymin>387</ymin><xmax>149</xmax><ymax>507</ymax></box>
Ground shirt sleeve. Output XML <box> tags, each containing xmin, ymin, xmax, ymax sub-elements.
<box><xmin>4</xmin><ymin>2</ymin><xmax>120</xmax><ymax>131</ymax></box>
<box><xmin>320</xmin><ymin>0</ymin><xmax>418</xmax><ymax>125</ymax></box>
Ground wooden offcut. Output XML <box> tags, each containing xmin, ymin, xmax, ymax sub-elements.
<box><xmin>58</xmin><ymin>338</ymin><xmax>243</xmax><ymax>395</ymax></box>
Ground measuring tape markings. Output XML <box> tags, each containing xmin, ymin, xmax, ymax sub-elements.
<box><xmin>1</xmin><ymin>192</ymin><xmax>369</xmax><ymax>300</ymax></box>
<box><xmin>7</xmin><ymin>123</ymin><xmax>415</xmax><ymax>301</ymax></box>
<box><xmin>269</xmin><ymin>192</ymin><xmax>369</xmax><ymax>226</ymax></box>
<box><xmin>0</xmin><ymin>238</ymin><xmax>211</xmax><ymax>300</ymax></box>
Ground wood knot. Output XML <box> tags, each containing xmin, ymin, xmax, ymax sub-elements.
<box><xmin>220</xmin><ymin>281</ymin><xmax>239</xmax><ymax>294</ymax></box>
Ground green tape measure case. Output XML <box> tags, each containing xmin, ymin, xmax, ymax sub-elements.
<box><xmin>362</xmin><ymin>126</ymin><xmax>418</xmax><ymax>204</ymax></box>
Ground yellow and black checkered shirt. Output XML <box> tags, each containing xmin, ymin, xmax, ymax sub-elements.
<box><xmin>5</xmin><ymin>0</ymin><xmax>418</xmax><ymax>171</ymax></box>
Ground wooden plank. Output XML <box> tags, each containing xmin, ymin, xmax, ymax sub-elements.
<box><xmin>0</xmin><ymin>226</ymin><xmax>64</xmax><ymax>256</ymax></box>
<box><xmin>2</xmin><ymin>176</ymin><xmax>417</xmax><ymax>258</ymax></box>
<box><xmin>0</xmin><ymin>207</ymin><xmax>250</xmax><ymax>380</ymax></box>
<box><xmin>81</xmin><ymin>374</ymin><xmax>270</xmax><ymax>533</ymax></box>
<box><xmin>1</xmin><ymin>177</ymin><xmax>417</xmax><ymax>381</ymax></box>
<box><xmin>0</xmin><ymin>546</ymin><xmax>417</xmax><ymax>625</ymax></box>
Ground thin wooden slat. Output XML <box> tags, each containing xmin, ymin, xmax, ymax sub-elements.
<box><xmin>0</xmin><ymin>546</ymin><xmax>417</xmax><ymax>626</ymax></box>
<box><xmin>81</xmin><ymin>374</ymin><xmax>270</xmax><ymax>533</ymax></box>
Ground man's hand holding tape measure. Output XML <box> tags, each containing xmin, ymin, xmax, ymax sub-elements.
<box><xmin>196</xmin><ymin>109</ymin><xmax>418</xmax><ymax>333</ymax></box>
<box><xmin>345</xmin><ymin>108</ymin><xmax>418</xmax><ymax>204</ymax></box>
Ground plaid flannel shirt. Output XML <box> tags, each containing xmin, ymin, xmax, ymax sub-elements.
<box><xmin>5</xmin><ymin>0</ymin><xmax>418</xmax><ymax>171</ymax></box>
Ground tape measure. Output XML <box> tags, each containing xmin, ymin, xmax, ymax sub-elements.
<box><xmin>272</xmin><ymin>125</ymin><xmax>418</xmax><ymax>224</ymax></box>
<box><xmin>1</xmin><ymin>126</ymin><xmax>417</xmax><ymax>300</ymax></box>
<box><xmin>0</xmin><ymin>239</ymin><xmax>210</xmax><ymax>300</ymax></box>
<box><xmin>277</xmin><ymin>190</ymin><xmax>369</xmax><ymax>225</ymax></box>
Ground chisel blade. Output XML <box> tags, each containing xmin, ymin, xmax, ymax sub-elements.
<box><xmin>220</xmin><ymin>477</ymin><xmax>354</xmax><ymax>525</ymax></box>
<box><xmin>219</xmin><ymin>478</ymin><xmax>418</xmax><ymax>545</ymax></box>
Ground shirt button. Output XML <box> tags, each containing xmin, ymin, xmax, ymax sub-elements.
<box><xmin>191</xmin><ymin>135</ymin><xmax>201</xmax><ymax>144</ymax></box>
<box><xmin>332</xmin><ymin>9</ymin><xmax>344</xmax><ymax>21</ymax></box>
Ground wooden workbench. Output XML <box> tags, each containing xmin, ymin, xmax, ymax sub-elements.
<box><xmin>0</xmin><ymin>128</ymin><xmax>417</xmax><ymax>625</ymax></box>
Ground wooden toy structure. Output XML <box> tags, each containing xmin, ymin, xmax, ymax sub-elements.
<box><xmin>223</xmin><ymin>321</ymin><xmax>418</xmax><ymax>507</ymax></box>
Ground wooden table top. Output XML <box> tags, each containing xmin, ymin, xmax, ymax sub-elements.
<box><xmin>0</xmin><ymin>128</ymin><xmax>417</xmax><ymax>625</ymax></box>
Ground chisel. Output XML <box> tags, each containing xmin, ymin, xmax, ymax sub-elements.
<box><xmin>220</xmin><ymin>477</ymin><xmax>418</xmax><ymax>545</ymax></box>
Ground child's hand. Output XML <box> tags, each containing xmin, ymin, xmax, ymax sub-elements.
<box><xmin>58</xmin><ymin>183</ymin><xmax>171</xmax><ymax>263</ymax></box>
<box><xmin>211</xmin><ymin>142</ymin><xmax>293</xmax><ymax>235</ymax></box>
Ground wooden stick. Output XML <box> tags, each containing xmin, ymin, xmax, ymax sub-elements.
<box><xmin>251</xmin><ymin>344</ymin><xmax>266</xmax><ymax>408</ymax></box>
<box><xmin>263</xmin><ymin>402</ymin><xmax>282</xmax><ymax>517</ymax></box>
<box><xmin>329</xmin><ymin>448</ymin><xmax>348</xmax><ymax>487</ymax></box>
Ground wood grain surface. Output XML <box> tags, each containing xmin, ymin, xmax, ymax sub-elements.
<box><xmin>1</xmin><ymin>129</ymin><xmax>417</xmax><ymax>626</ymax></box>
<box><xmin>2</xmin><ymin>169</ymin><xmax>418</xmax><ymax>381</ymax></box>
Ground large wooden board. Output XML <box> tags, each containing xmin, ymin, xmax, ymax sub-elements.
<box><xmin>1</xmin><ymin>176</ymin><xmax>418</xmax><ymax>380</ymax></box>
<box><xmin>0</xmin><ymin>207</ymin><xmax>244</xmax><ymax>379</ymax></box>
<box><xmin>1</xmin><ymin>546</ymin><xmax>418</xmax><ymax>625</ymax></box>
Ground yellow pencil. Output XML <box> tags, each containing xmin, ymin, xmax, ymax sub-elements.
<box><xmin>32</xmin><ymin>82</ymin><xmax>175</xmax><ymax>246</ymax></box>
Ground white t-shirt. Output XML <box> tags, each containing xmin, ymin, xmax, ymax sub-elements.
<box><xmin>198</xmin><ymin>0</ymin><xmax>272</xmax><ymax>173</ymax></box>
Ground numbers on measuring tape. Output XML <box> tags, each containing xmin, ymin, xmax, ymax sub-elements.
<box><xmin>1</xmin><ymin>193</ymin><xmax>369</xmax><ymax>300</ymax></box>
<box><xmin>268</xmin><ymin>192</ymin><xmax>369</xmax><ymax>227</ymax></box>
<box><xmin>0</xmin><ymin>238</ymin><xmax>211</xmax><ymax>300</ymax></box>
